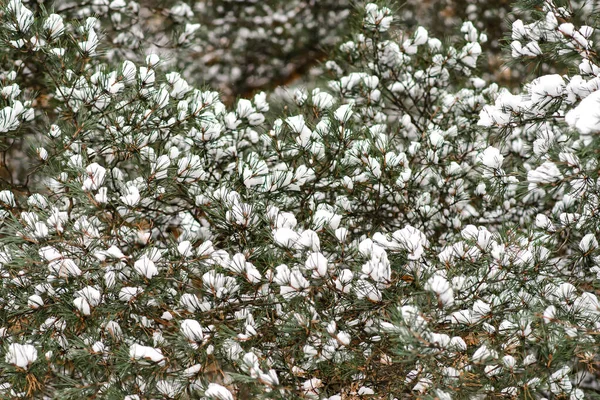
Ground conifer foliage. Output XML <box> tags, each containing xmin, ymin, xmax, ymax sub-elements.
<box><xmin>1</xmin><ymin>0</ymin><xmax>600</xmax><ymax>398</ymax></box>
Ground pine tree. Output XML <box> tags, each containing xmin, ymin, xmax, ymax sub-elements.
<box><xmin>0</xmin><ymin>0</ymin><xmax>600</xmax><ymax>399</ymax></box>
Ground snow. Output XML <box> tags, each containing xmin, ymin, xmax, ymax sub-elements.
<box><xmin>566</xmin><ymin>90</ymin><xmax>600</xmax><ymax>134</ymax></box>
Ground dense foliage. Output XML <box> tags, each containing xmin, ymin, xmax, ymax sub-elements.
<box><xmin>1</xmin><ymin>0</ymin><xmax>600</xmax><ymax>399</ymax></box>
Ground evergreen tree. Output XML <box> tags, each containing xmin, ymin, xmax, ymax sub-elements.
<box><xmin>0</xmin><ymin>0</ymin><xmax>599</xmax><ymax>398</ymax></box>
